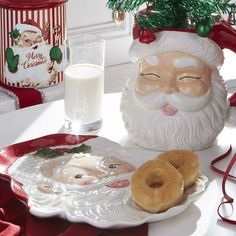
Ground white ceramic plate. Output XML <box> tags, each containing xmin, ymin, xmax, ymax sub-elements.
<box><xmin>2</xmin><ymin>134</ymin><xmax>208</xmax><ymax>229</ymax></box>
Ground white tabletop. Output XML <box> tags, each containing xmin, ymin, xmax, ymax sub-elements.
<box><xmin>1</xmin><ymin>92</ymin><xmax>236</xmax><ymax>236</ymax></box>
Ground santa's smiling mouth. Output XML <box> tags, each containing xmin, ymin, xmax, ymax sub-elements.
<box><xmin>161</xmin><ymin>104</ymin><xmax>178</xmax><ymax>116</ymax></box>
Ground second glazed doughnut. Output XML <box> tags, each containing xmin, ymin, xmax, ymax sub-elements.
<box><xmin>157</xmin><ymin>149</ymin><xmax>200</xmax><ymax>189</ymax></box>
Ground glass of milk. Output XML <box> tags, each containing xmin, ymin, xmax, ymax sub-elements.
<box><xmin>63</xmin><ymin>34</ymin><xmax>105</xmax><ymax>133</ymax></box>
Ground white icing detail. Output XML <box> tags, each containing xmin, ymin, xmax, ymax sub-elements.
<box><xmin>173</xmin><ymin>57</ymin><xmax>199</xmax><ymax>68</ymax></box>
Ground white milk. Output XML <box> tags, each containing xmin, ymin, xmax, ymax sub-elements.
<box><xmin>64</xmin><ymin>64</ymin><xmax>104</xmax><ymax>124</ymax></box>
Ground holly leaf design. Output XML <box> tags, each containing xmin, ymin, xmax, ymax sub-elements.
<box><xmin>33</xmin><ymin>143</ymin><xmax>91</xmax><ymax>158</ymax></box>
<box><xmin>33</xmin><ymin>147</ymin><xmax>62</xmax><ymax>158</ymax></box>
<box><xmin>50</xmin><ymin>46</ymin><xmax>62</xmax><ymax>63</ymax></box>
<box><xmin>6</xmin><ymin>47</ymin><xmax>19</xmax><ymax>73</ymax></box>
<box><xmin>9</xmin><ymin>28</ymin><xmax>20</xmax><ymax>39</ymax></box>
<box><xmin>68</xmin><ymin>144</ymin><xmax>92</xmax><ymax>153</ymax></box>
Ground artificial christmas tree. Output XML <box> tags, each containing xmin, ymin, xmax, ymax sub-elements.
<box><xmin>107</xmin><ymin>0</ymin><xmax>235</xmax><ymax>40</ymax></box>
<box><xmin>107</xmin><ymin>0</ymin><xmax>236</xmax><ymax>151</ymax></box>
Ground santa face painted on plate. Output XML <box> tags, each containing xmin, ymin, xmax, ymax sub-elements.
<box><xmin>40</xmin><ymin>153</ymin><xmax>136</xmax><ymax>186</ymax></box>
<box><xmin>121</xmin><ymin>31</ymin><xmax>229</xmax><ymax>151</ymax></box>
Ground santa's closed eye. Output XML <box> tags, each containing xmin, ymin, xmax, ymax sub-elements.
<box><xmin>140</xmin><ymin>72</ymin><xmax>160</xmax><ymax>79</ymax></box>
<box><xmin>179</xmin><ymin>76</ymin><xmax>202</xmax><ymax>80</ymax></box>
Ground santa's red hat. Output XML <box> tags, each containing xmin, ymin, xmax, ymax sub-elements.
<box><xmin>16</xmin><ymin>23</ymin><xmax>42</xmax><ymax>36</ymax></box>
<box><xmin>130</xmin><ymin>20</ymin><xmax>236</xmax><ymax>69</ymax></box>
<box><xmin>15</xmin><ymin>19</ymin><xmax>49</xmax><ymax>41</ymax></box>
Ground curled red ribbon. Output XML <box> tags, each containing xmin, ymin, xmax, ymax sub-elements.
<box><xmin>211</xmin><ymin>146</ymin><xmax>236</xmax><ymax>224</ymax></box>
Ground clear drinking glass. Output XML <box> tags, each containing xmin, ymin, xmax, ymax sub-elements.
<box><xmin>63</xmin><ymin>34</ymin><xmax>105</xmax><ymax>133</ymax></box>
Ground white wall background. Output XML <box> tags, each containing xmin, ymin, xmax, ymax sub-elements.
<box><xmin>66</xmin><ymin>0</ymin><xmax>133</xmax><ymax>66</ymax></box>
<box><xmin>65</xmin><ymin>1</ymin><xmax>236</xmax><ymax>85</ymax></box>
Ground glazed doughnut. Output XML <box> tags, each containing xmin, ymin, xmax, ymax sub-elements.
<box><xmin>157</xmin><ymin>150</ymin><xmax>199</xmax><ymax>189</ymax></box>
<box><xmin>131</xmin><ymin>159</ymin><xmax>184</xmax><ymax>213</ymax></box>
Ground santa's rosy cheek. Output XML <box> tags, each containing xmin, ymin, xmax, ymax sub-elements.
<box><xmin>177</xmin><ymin>80</ymin><xmax>210</xmax><ymax>96</ymax></box>
<box><xmin>136</xmin><ymin>77</ymin><xmax>161</xmax><ymax>94</ymax></box>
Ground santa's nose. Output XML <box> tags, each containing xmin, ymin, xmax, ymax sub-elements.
<box><xmin>159</xmin><ymin>77</ymin><xmax>179</xmax><ymax>94</ymax></box>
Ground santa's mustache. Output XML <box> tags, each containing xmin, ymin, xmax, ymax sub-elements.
<box><xmin>135</xmin><ymin>88</ymin><xmax>212</xmax><ymax>112</ymax></box>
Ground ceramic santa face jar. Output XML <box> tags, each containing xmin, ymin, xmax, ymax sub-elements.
<box><xmin>121</xmin><ymin>30</ymin><xmax>229</xmax><ymax>151</ymax></box>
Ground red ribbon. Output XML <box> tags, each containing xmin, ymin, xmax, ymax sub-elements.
<box><xmin>228</xmin><ymin>92</ymin><xmax>236</xmax><ymax>107</ymax></box>
<box><xmin>0</xmin><ymin>81</ymin><xmax>43</xmax><ymax>109</ymax></box>
<box><xmin>211</xmin><ymin>146</ymin><xmax>236</xmax><ymax>224</ymax></box>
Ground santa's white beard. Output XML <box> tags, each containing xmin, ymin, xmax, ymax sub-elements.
<box><xmin>121</xmin><ymin>72</ymin><xmax>229</xmax><ymax>151</ymax></box>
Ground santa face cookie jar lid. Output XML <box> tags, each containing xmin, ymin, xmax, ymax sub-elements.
<box><xmin>0</xmin><ymin>0</ymin><xmax>68</xmax><ymax>9</ymax></box>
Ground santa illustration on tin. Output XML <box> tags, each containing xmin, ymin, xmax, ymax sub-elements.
<box><xmin>5</xmin><ymin>21</ymin><xmax>64</xmax><ymax>87</ymax></box>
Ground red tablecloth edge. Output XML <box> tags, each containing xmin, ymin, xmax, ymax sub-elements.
<box><xmin>0</xmin><ymin>82</ymin><xmax>43</xmax><ymax>109</ymax></box>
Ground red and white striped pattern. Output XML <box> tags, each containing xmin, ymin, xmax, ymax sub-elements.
<box><xmin>0</xmin><ymin>4</ymin><xmax>66</xmax><ymax>87</ymax></box>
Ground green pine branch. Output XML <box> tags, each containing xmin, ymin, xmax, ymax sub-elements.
<box><xmin>107</xmin><ymin>0</ymin><xmax>234</xmax><ymax>29</ymax></box>
<box><xmin>107</xmin><ymin>0</ymin><xmax>154</xmax><ymax>11</ymax></box>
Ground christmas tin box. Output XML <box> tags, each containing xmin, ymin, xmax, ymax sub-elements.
<box><xmin>0</xmin><ymin>0</ymin><xmax>68</xmax><ymax>88</ymax></box>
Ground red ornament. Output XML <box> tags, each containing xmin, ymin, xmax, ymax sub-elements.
<box><xmin>139</xmin><ymin>29</ymin><xmax>156</xmax><ymax>44</ymax></box>
<box><xmin>133</xmin><ymin>22</ymin><xmax>140</xmax><ymax>40</ymax></box>
<box><xmin>228</xmin><ymin>92</ymin><xmax>236</xmax><ymax>107</ymax></box>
